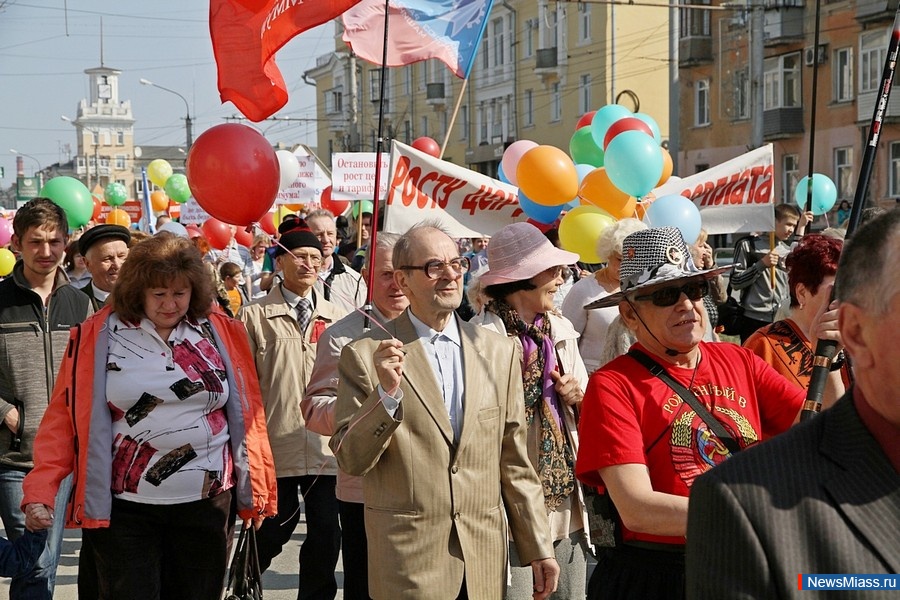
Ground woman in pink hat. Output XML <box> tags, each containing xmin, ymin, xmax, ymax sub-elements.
<box><xmin>470</xmin><ymin>221</ymin><xmax>590</xmax><ymax>600</ymax></box>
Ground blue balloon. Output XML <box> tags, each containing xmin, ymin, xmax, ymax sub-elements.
<box><xmin>518</xmin><ymin>190</ymin><xmax>564</xmax><ymax>224</ymax></box>
<box><xmin>497</xmin><ymin>163</ymin><xmax>510</xmax><ymax>185</ymax></box>
<box><xmin>604</xmin><ymin>130</ymin><xmax>664</xmax><ymax>199</ymax></box>
<box><xmin>632</xmin><ymin>112</ymin><xmax>662</xmax><ymax>145</ymax></box>
<box><xmin>643</xmin><ymin>194</ymin><xmax>702</xmax><ymax>244</ymax></box>
<box><xmin>794</xmin><ymin>173</ymin><xmax>837</xmax><ymax>216</ymax></box>
<box><xmin>590</xmin><ymin>104</ymin><xmax>633</xmax><ymax>149</ymax></box>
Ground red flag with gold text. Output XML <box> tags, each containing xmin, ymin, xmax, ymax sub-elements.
<box><xmin>210</xmin><ymin>0</ymin><xmax>362</xmax><ymax>122</ymax></box>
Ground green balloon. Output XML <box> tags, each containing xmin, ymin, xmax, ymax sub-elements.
<box><xmin>164</xmin><ymin>173</ymin><xmax>192</xmax><ymax>204</ymax></box>
<box><xmin>41</xmin><ymin>176</ymin><xmax>93</xmax><ymax>229</ymax></box>
<box><xmin>104</xmin><ymin>182</ymin><xmax>128</xmax><ymax>207</ymax></box>
<box><xmin>569</xmin><ymin>126</ymin><xmax>605</xmax><ymax>168</ymax></box>
<box><xmin>351</xmin><ymin>200</ymin><xmax>374</xmax><ymax>218</ymax></box>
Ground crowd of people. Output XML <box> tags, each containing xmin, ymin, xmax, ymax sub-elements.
<box><xmin>0</xmin><ymin>195</ymin><xmax>896</xmax><ymax>600</ymax></box>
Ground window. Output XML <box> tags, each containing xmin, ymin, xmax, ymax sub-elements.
<box><xmin>460</xmin><ymin>105</ymin><xmax>468</xmax><ymax>140</ymax></box>
<box><xmin>421</xmin><ymin>116</ymin><xmax>429</xmax><ymax>138</ymax></box>
<box><xmin>115</xmin><ymin>178</ymin><xmax>126</xmax><ymax>187</ymax></box>
<box><xmin>369</xmin><ymin>71</ymin><xmax>381</xmax><ymax>102</ymax></box>
<box><xmin>524</xmin><ymin>90</ymin><xmax>534</xmax><ymax>127</ymax></box>
<box><xmin>783</xmin><ymin>154</ymin><xmax>799</xmax><ymax>204</ymax></box>
<box><xmin>550</xmin><ymin>83</ymin><xmax>561</xmax><ymax>122</ymax></box>
<box><xmin>834</xmin><ymin>147</ymin><xmax>854</xmax><ymax>200</ymax></box>
<box><xmin>860</xmin><ymin>30</ymin><xmax>887</xmax><ymax>93</ymax></box>
<box><xmin>833</xmin><ymin>47</ymin><xmax>853</xmax><ymax>102</ymax></box>
<box><xmin>734</xmin><ymin>68</ymin><xmax>750</xmax><ymax>119</ymax></box>
<box><xmin>91</xmin><ymin>131</ymin><xmax>99</xmax><ymax>145</ymax></box>
<box><xmin>480</xmin><ymin>105</ymin><xmax>488</xmax><ymax>142</ymax></box>
<box><xmin>890</xmin><ymin>142</ymin><xmax>900</xmax><ymax>197</ymax></box>
<box><xmin>405</xmin><ymin>67</ymin><xmax>412</xmax><ymax>95</ymax></box>
<box><xmin>326</xmin><ymin>87</ymin><xmax>343</xmax><ymax>114</ymax></box>
<box><xmin>116</xmin><ymin>130</ymin><xmax>125</xmax><ymax>145</ymax></box>
<box><xmin>135</xmin><ymin>178</ymin><xmax>144</xmax><ymax>195</ymax></box>
<box><xmin>404</xmin><ymin>120</ymin><xmax>412</xmax><ymax>144</ymax></box>
<box><xmin>115</xmin><ymin>155</ymin><xmax>126</xmax><ymax>170</ymax></box>
<box><xmin>679</xmin><ymin>0</ymin><xmax>711</xmax><ymax>38</ymax></box>
<box><xmin>695</xmin><ymin>79</ymin><xmax>710</xmax><ymax>126</ymax></box>
<box><xmin>579</xmin><ymin>74</ymin><xmax>592</xmax><ymax>115</ymax></box>
<box><xmin>524</xmin><ymin>19</ymin><xmax>535</xmax><ymax>57</ymax></box>
<box><xmin>492</xmin><ymin>18</ymin><xmax>504</xmax><ymax>66</ymax></box>
<box><xmin>578</xmin><ymin>3</ymin><xmax>591</xmax><ymax>42</ymax></box>
<box><xmin>549</xmin><ymin>8</ymin><xmax>559</xmax><ymax>48</ymax></box>
<box><xmin>764</xmin><ymin>53</ymin><xmax>801</xmax><ymax>109</ymax></box>
<box><xmin>492</xmin><ymin>104</ymin><xmax>502</xmax><ymax>139</ymax></box>
<box><xmin>482</xmin><ymin>37</ymin><xmax>489</xmax><ymax>70</ymax></box>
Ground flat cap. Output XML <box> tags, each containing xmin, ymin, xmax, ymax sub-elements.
<box><xmin>78</xmin><ymin>224</ymin><xmax>131</xmax><ymax>256</ymax></box>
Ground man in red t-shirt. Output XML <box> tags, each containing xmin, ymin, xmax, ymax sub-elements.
<box><xmin>574</xmin><ymin>227</ymin><xmax>807</xmax><ymax>600</ymax></box>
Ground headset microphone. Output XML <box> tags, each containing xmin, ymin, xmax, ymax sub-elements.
<box><xmin>626</xmin><ymin>299</ymin><xmax>684</xmax><ymax>357</ymax></box>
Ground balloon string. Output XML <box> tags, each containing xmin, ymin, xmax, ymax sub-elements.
<box><xmin>270</xmin><ymin>235</ymin><xmax>398</xmax><ymax>342</ymax></box>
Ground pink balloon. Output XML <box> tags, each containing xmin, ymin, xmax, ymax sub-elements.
<box><xmin>501</xmin><ymin>140</ymin><xmax>538</xmax><ymax>187</ymax></box>
<box><xmin>0</xmin><ymin>217</ymin><xmax>11</xmax><ymax>247</ymax></box>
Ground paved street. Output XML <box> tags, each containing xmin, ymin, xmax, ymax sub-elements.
<box><xmin>0</xmin><ymin>513</ymin><xmax>345</xmax><ymax>600</ymax></box>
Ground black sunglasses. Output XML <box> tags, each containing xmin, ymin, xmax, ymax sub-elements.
<box><xmin>633</xmin><ymin>280</ymin><xmax>709</xmax><ymax>307</ymax></box>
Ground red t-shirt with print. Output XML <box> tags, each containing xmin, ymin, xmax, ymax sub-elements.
<box><xmin>575</xmin><ymin>341</ymin><xmax>804</xmax><ymax>545</ymax></box>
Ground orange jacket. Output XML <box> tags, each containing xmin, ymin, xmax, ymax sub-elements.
<box><xmin>22</xmin><ymin>306</ymin><xmax>278</xmax><ymax>527</ymax></box>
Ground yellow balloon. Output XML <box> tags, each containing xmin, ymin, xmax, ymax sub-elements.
<box><xmin>0</xmin><ymin>248</ymin><xmax>15</xmax><ymax>277</ymax></box>
<box><xmin>147</xmin><ymin>159</ymin><xmax>174</xmax><ymax>189</ymax></box>
<box><xmin>559</xmin><ymin>205</ymin><xmax>616</xmax><ymax>263</ymax></box>
<box><xmin>272</xmin><ymin>205</ymin><xmax>296</xmax><ymax>229</ymax></box>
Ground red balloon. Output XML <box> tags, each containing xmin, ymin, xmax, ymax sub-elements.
<box><xmin>576</xmin><ymin>111</ymin><xmax>596</xmax><ymax>130</ymax></box>
<box><xmin>186</xmin><ymin>124</ymin><xmax>280</xmax><ymax>226</ymax></box>
<box><xmin>201</xmin><ymin>217</ymin><xmax>233</xmax><ymax>250</ymax></box>
<box><xmin>259</xmin><ymin>212</ymin><xmax>277</xmax><ymax>236</ymax></box>
<box><xmin>319</xmin><ymin>186</ymin><xmax>350</xmax><ymax>216</ymax></box>
<box><xmin>602</xmin><ymin>117</ymin><xmax>655</xmax><ymax>150</ymax></box>
<box><xmin>91</xmin><ymin>195</ymin><xmax>103</xmax><ymax>221</ymax></box>
<box><xmin>234</xmin><ymin>226</ymin><xmax>253</xmax><ymax>248</ymax></box>
<box><xmin>411</xmin><ymin>136</ymin><xmax>441</xmax><ymax>158</ymax></box>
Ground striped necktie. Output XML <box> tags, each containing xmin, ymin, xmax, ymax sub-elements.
<box><xmin>296</xmin><ymin>297</ymin><xmax>311</xmax><ymax>334</ymax></box>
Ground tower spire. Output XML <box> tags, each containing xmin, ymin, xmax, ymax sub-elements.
<box><xmin>100</xmin><ymin>17</ymin><xmax>104</xmax><ymax>67</ymax></box>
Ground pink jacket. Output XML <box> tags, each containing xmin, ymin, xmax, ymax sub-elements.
<box><xmin>22</xmin><ymin>306</ymin><xmax>277</xmax><ymax>527</ymax></box>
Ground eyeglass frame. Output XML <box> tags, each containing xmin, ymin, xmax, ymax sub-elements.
<box><xmin>282</xmin><ymin>251</ymin><xmax>324</xmax><ymax>267</ymax></box>
<box><xmin>397</xmin><ymin>256</ymin><xmax>471</xmax><ymax>280</ymax></box>
<box><xmin>632</xmin><ymin>279</ymin><xmax>710</xmax><ymax>307</ymax></box>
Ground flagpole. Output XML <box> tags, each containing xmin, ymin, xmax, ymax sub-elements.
<box><xmin>439</xmin><ymin>76</ymin><xmax>470</xmax><ymax>159</ymax></box>
<box><xmin>363</xmin><ymin>0</ymin><xmax>392</xmax><ymax>330</ymax></box>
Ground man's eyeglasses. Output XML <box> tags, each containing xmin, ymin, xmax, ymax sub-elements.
<box><xmin>633</xmin><ymin>280</ymin><xmax>709</xmax><ymax>307</ymax></box>
<box><xmin>287</xmin><ymin>253</ymin><xmax>323</xmax><ymax>267</ymax></box>
<box><xmin>398</xmin><ymin>257</ymin><xmax>470</xmax><ymax>280</ymax></box>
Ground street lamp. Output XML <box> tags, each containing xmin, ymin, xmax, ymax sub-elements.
<box><xmin>8</xmin><ymin>149</ymin><xmax>43</xmax><ymax>185</ymax></box>
<box><xmin>61</xmin><ymin>115</ymin><xmax>101</xmax><ymax>190</ymax></box>
<box><xmin>140</xmin><ymin>78</ymin><xmax>193</xmax><ymax>150</ymax></box>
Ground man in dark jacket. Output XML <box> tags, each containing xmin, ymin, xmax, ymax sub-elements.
<box><xmin>77</xmin><ymin>223</ymin><xmax>130</xmax><ymax>310</ymax></box>
<box><xmin>0</xmin><ymin>198</ymin><xmax>92</xmax><ymax>599</ymax></box>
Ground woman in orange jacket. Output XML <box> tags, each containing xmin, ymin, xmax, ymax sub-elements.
<box><xmin>21</xmin><ymin>232</ymin><xmax>277</xmax><ymax>600</ymax></box>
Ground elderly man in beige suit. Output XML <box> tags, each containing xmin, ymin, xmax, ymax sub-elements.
<box><xmin>332</xmin><ymin>224</ymin><xmax>559</xmax><ymax>600</ymax></box>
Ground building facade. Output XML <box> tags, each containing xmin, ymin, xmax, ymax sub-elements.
<box><xmin>305</xmin><ymin>0</ymin><xmax>672</xmax><ymax>177</ymax></box>
<box><xmin>678</xmin><ymin>0</ymin><xmax>900</xmax><ymax>211</ymax></box>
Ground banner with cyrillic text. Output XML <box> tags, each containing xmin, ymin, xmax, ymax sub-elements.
<box><xmin>652</xmin><ymin>144</ymin><xmax>775</xmax><ymax>235</ymax></box>
<box><xmin>332</xmin><ymin>152</ymin><xmax>391</xmax><ymax>201</ymax></box>
<box><xmin>383</xmin><ymin>141</ymin><xmax>522</xmax><ymax>238</ymax></box>
<box><xmin>275</xmin><ymin>148</ymin><xmax>331</xmax><ymax>205</ymax></box>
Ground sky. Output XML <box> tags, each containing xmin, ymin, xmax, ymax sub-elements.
<box><xmin>0</xmin><ymin>0</ymin><xmax>334</xmax><ymax>190</ymax></box>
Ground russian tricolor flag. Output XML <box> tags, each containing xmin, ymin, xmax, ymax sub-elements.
<box><xmin>342</xmin><ymin>0</ymin><xmax>494</xmax><ymax>79</ymax></box>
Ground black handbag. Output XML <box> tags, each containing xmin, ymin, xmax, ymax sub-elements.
<box><xmin>225</xmin><ymin>522</ymin><xmax>263</xmax><ymax>600</ymax></box>
<box><xmin>716</xmin><ymin>295</ymin><xmax>744</xmax><ymax>336</ymax></box>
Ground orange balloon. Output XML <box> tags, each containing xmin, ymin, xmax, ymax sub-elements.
<box><xmin>150</xmin><ymin>190</ymin><xmax>169</xmax><ymax>212</ymax></box>
<box><xmin>106</xmin><ymin>208</ymin><xmax>131</xmax><ymax>227</ymax></box>
<box><xmin>516</xmin><ymin>146</ymin><xmax>579</xmax><ymax>207</ymax></box>
<box><xmin>656</xmin><ymin>148</ymin><xmax>674</xmax><ymax>187</ymax></box>
<box><xmin>578</xmin><ymin>167</ymin><xmax>636</xmax><ymax>219</ymax></box>
<box><xmin>283</xmin><ymin>203</ymin><xmax>303</xmax><ymax>211</ymax></box>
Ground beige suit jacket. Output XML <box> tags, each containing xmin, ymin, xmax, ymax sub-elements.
<box><xmin>331</xmin><ymin>311</ymin><xmax>553</xmax><ymax>600</ymax></box>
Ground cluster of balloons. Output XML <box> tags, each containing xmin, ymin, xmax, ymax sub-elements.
<box><xmin>498</xmin><ymin>102</ymin><xmax>689</xmax><ymax>262</ymax></box>
<box><xmin>148</xmin><ymin>158</ymin><xmax>192</xmax><ymax>211</ymax></box>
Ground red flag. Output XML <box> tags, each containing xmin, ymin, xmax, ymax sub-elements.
<box><xmin>210</xmin><ymin>0</ymin><xmax>362</xmax><ymax>122</ymax></box>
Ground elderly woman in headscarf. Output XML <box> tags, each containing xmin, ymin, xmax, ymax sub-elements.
<box><xmin>470</xmin><ymin>221</ymin><xmax>590</xmax><ymax>600</ymax></box>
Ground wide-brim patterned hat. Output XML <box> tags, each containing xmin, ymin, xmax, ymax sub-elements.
<box><xmin>585</xmin><ymin>226</ymin><xmax>732</xmax><ymax>309</ymax></box>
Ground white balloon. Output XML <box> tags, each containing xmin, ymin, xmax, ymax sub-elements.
<box><xmin>276</xmin><ymin>150</ymin><xmax>301</xmax><ymax>190</ymax></box>
<box><xmin>157</xmin><ymin>221</ymin><xmax>188</xmax><ymax>238</ymax></box>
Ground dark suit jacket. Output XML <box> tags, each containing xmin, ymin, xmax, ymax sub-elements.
<box><xmin>686</xmin><ymin>391</ymin><xmax>900</xmax><ymax>599</ymax></box>
<box><xmin>331</xmin><ymin>311</ymin><xmax>552</xmax><ymax>600</ymax></box>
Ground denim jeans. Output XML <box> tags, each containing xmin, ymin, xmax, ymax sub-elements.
<box><xmin>0</xmin><ymin>468</ymin><xmax>72</xmax><ymax>600</ymax></box>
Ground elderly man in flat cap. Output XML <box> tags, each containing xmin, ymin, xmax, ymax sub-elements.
<box><xmin>238</xmin><ymin>228</ymin><xmax>347</xmax><ymax>599</ymax></box>
<box><xmin>78</xmin><ymin>224</ymin><xmax>131</xmax><ymax>310</ymax></box>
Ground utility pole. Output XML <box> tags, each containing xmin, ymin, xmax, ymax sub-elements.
<box><xmin>669</xmin><ymin>1</ymin><xmax>680</xmax><ymax>174</ymax></box>
<box><xmin>750</xmin><ymin>0</ymin><xmax>764</xmax><ymax>149</ymax></box>
<box><xmin>349</xmin><ymin>54</ymin><xmax>360</xmax><ymax>151</ymax></box>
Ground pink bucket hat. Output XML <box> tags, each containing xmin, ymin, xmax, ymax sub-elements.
<box><xmin>478</xmin><ymin>222</ymin><xmax>580</xmax><ymax>287</ymax></box>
